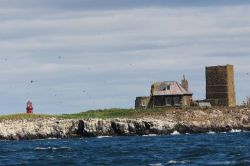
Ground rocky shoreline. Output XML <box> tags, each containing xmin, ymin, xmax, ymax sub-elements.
<box><xmin>1</xmin><ymin>109</ymin><xmax>250</xmax><ymax>140</ymax></box>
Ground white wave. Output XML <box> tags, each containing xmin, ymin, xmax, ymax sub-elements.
<box><xmin>97</xmin><ymin>136</ymin><xmax>112</xmax><ymax>139</ymax></box>
<box><xmin>148</xmin><ymin>163</ymin><xmax>163</xmax><ymax>166</ymax></box>
<box><xmin>35</xmin><ymin>147</ymin><xmax>71</xmax><ymax>150</ymax></box>
<box><xmin>167</xmin><ymin>160</ymin><xmax>190</xmax><ymax>164</ymax></box>
<box><xmin>171</xmin><ymin>131</ymin><xmax>180</xmax><ymax>135</ymax></box>
<box><xmin>211</xmin><ymin>161</ymin><xmax>234</xmax><ymax>165</ymax></box>
<box><xmin>143</xmin><ymin>134</ymin><xmax>158</xmax><ymax>137</ymax></box>
<box><xmin>32</xmin><ymin>137</ymin><xmax>61</xmax><ymax>141</ymax></box>
<box><xmin>35</xmin><ymin>147</ymin><xmax>47</xmax><ymax>150</ymax></box>
<box><xmin>230</xmin><ymin>129</ymin><xmax>242</xmax><ymax>133</ymax></box>
<box><xmin>208</xmin><ymin>131</ymin><xmax>216</xmax><ymax>134</ymax></box>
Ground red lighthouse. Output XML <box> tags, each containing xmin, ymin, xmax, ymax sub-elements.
<box><xmin>26</xmin><ymin>101</ymin><xmax>33</xmax><ymax>114</ymax></box>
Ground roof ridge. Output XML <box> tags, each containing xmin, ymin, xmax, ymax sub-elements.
<box><xmin>176</xmin><ymin>82</ymin><xmax>187</xmax><ymax>94</ymax></box>
<box><xmin>151</xmin><ymin>80</ymin><xmax>192</xmax><ymax>96</ymax></box>
<box><xmin>152</xmin><ymin>81</ymin><xmax>178</xmax><ymax>84</ymax></box>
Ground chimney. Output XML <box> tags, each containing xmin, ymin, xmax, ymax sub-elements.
<box><xmin>181</xmin><ymin>75</ymin><xmax>189</xmax><ymax>92</ymax></box>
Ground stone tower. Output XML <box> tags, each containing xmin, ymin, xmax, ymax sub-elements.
<box><xmin>206</xmin><ymin>64</ymin><xmax>236</xmax><ymax>107</ymax></box>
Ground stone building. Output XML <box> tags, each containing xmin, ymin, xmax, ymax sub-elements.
<box><xmin>135</xmin><ymin>77</ymin><xmax>193</xmax><ymax>109</ymax></box>
<box><xmin>150</xmin><ymin>81</ymin><xmax>193</xmax><ymax>108</ymax></box>
<box><xmin>206</xmin><ymin>64</ymin><xmax>236</xmax><ymax>107</ymax></box>
<box><xmin>135</xmin><ymin>96</ymin><xmax>151</xmax><ymax>109</ymax></box>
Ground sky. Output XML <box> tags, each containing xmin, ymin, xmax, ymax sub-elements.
<box><xmin>0</xmin><ymin>0</ymin><xmax>250</xmax><ymax>115</ymax></box>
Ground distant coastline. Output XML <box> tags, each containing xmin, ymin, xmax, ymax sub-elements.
<box><xmin>0</xmin><ymin>108</ymin><xmax>250</xmax><ymax>140</ymax></box>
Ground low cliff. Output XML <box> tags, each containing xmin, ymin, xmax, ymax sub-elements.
<box><xmin>0</xmin><ymin>109</ymin><xmax>250</xmax><ymax>140</ymax></box>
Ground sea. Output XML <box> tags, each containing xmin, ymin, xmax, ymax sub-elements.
<box><xmin>0</xmin><ymin>131</ymin><xmax>250</xmax><ymax>166</ymax></box>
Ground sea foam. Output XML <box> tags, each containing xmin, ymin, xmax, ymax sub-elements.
<box><xmin>167</xmin><ymin>160</ymin><xmax>190</xmax><ymax>164</ymax></box>
<box><xmin>148</xmin><ymin>163</ymin><xmax>163</xmax><ymax>166</ymax></box>
<box><xmin>143</xmin><ymin>134</ymin><xmax>158</xmax><ymax>137</ymax></box>
<box><xmin>230</xmin><ymin>129</ymin><xmax>242</xmax><ymax>133</ymax></box>
<box><xmin>171</xmin><ymin>131</ymin><xmax>180</xmax><ymax>135</ymax></box>
<box><xmin>97</xmin><ymin>136</ymin><xmax>112</xmax><ymax>139</ymax></box>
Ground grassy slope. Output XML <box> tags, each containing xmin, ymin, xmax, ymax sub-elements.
<box><xmin>61</xmin><ymin>108</ymin><xmax>168</xmax><ymax>119</ymax></box>
<box><xmin>0</xmin><ymin>108</ymin><xmax>168</xmax><ymax>120</ymax></box>
<box><xmin>0</xmin><ymin>113</ymin><xmax>55</xmax><ymax>120</ymax></box>
<box><xmin>0</xmin><ymin>107</ymin><xmax>244</xmax><ymax>120</ymax></box>
<box><xmin>0</xmin><ymin>107</ymin><xmax>247</xmax><ymax>120</ymax></box>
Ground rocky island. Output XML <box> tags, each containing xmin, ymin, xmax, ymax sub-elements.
<box><xmin>0</xmin><ymin>108</ymin><xmax>250</xmax><ymax>140</ymax></box>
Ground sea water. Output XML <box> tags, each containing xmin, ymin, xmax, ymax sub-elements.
<box><xmin>0</xmin><ymin>132</ymin><xmax>250</xmax><ymax>165</ymax></box>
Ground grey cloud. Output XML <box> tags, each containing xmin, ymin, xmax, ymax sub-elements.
<box><xmin>0</xmin><ymin>2</ymin><xmax>250</xmax><ymax>114</ymax></box>
<box><xmin>0</xmin><ymin>0</ymin><xmax>250</xmax><ymax>10</ymax></box>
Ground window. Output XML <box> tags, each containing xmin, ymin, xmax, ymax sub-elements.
<box><xmin>163</xmin><ymin>85</ymin><xmax>170</xmax><ymax>91</ymax></box>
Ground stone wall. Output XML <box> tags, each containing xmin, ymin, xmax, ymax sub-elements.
<box><xmin>135</xmin><ymin>96</ymin><xmax>151</xmax><ymax>109</ymax></box>
<box><xmin>182</xmin><ymin>95</ymin><xmax>192</xmax><ymax>106</ymax></box>
<box><xmin>227</xmin><ymin>65</ymin><xmax>236</xmax><ymax>107</ymax></box>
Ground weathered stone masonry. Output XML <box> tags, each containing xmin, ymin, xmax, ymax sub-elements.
<box><xmin>206</xmin><ymin>64</ymin><xmax>236</xmax><ymax>107</ymax></box>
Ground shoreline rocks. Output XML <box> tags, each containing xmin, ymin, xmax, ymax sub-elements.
<box><xmin>0</xmin><ymin>109</ymin><xmax>250</xmax><ymax>140</ymax></box>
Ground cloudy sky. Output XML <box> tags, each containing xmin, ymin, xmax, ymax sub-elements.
<box><xmin>0</xmin><ymin>0</ymin><xmax>250</xmax><ymax>114</ymax></box>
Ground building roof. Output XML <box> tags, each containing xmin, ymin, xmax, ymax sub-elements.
<box><xmin>151</xmin><ymin>81</ymin><xmax>192</xmax><ymax>96</ymax></box>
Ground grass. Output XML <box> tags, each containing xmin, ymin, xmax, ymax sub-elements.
<box><xmin>0</xmin><ymin>113</ymin><xmax>55</xmax><ymax>120</ymax></box>
<box><xmin>61</xmin><ymin>108</ymin><xmax>168</xmax><ymax>119</ymax></box>
<box><xmin>0</xmin><ymin>108</ymin><xmax>169</xmax><ymax>120</ymax></box>
<box><xmin>0</xmin><ymin>107</ymin><xmax>245</xmax><ymax>120</ymax></box>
